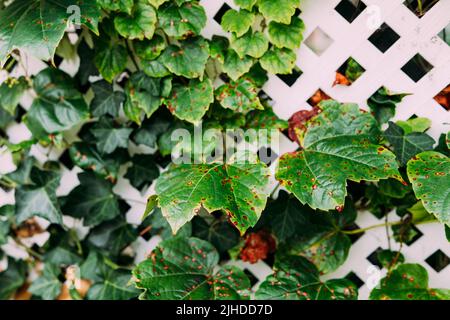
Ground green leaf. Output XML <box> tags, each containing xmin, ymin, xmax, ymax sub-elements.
<box><xmin>407</xmin><ymin>151</ymin><xmax>450</xmax><ymax>226</ymax></box>
<box><xmin>0</xmin><ymin>0</ymin><xmax>101</xmax><ymax>63</ymax></box>
<box><xmin>367</xmin><ymin>87</ymin><xmax>409</xmax><ymax>125</ymax></box>
<box><xmin>62</xmin><ymin>172</ymin><xmax>121</xmax><ymax>226</ymax></box>
<box><xmin>396</xmin><ymin>117</ymin><xmax>431</xmax><ymax>134</ymax></box>
<box><xmin>158</xmin><ymin>1</ymin><xmax>206</xmax><ymax>38</ymax></box>
<box><xmin>160</xmin><ymin>38</ymin><xmax>210</xmax><ymax>79</ymax></box>
<box><xmin>260</xmin><ymin>47</ymin><xmax>296</xmax><ymax>74</ymax></box>
<box><xmin>69</xmin><ymin>142</ymin><xmax>122</xmax><ymax>181</ymax></box>
<box><xmin>0</xmin><ymin>76</ymin><xmax>29</xmax><ymax>115</ymax></box>
<box><xmin>91</xmin><ymin>118</ymin><xmax>133</xmax><ymax>154</ymax></box>
<box><xmin>385</xmin><ymin>122</ymin><xmax>435</xmax><ymax>166</ymax></box>
<box><xmin>133</xmin><ymin>237</ymin><xmax>251</xmax><ymax>300</ymax></box>
<box><xmin>165</xmin><ymin>78</ymin><xmax>214</xmax><ymax>124</ymax></box>
<box><xmin>125</xmin><ymin>154</ymin><xmax>159</xmax><ymax>190</ymax></box>
<box><xmin>245</xmin><ymin>106</ymin><xmax>288</xmax><ymax>131</ymax></box>
<box><xmin>0</xmin><ymin>205</ymin><xmax>14</xmax><ymax>246</ymax></box>
<box><xmin>15</xmin><ymin>167</ymin><xmax>63</xmax><ymax>225</ymax></box>
<box><xmin>29</xmin><ymin>264</ymin><xmax>62</xmax><ymax>300</ymax></box>
<box><xmin>276</xmin><ymin>101</ymin><xmax>403</xmax><ymax>211</ymax></box>
<box><xmin>141</xmin><ymin>57</ymin><xmax>171</xmax><ymax>78</ymax></box>
<box><xmin>257</xmin><ymin>0</ymin><xmax>299</xmax><ymax>24</ymax></box>
<box><xmin>132</xmin><ymin>111</ymin><xmax>171</xmax><ymax>148</ymax></box>
<box><xmin>377</xmin><ymin>250</ymin><xmax>405</xmax><ymax>269</ymax></box>
<box><xmin>370</xmin><ymin>264</ymin><xmax>450</xmax><ymax>300</ymax></box>
<box><xmin>234</xmin><ymin>0</ymin><xmax>257</xmax><ymax>11</ymax></box>
<box><xmin>114</xmin><ymin>0</ymin><xmax>157</xmax><ymax>40</ymax></box>
<box><xmin>192</xmin><ymin>216</ymin><xmax>240</xmax><ymax>253</ymax></box>
<box><xmin>223</xmin><ymin>49</ymin><xmax>254</xmax><ymax>81</ymax></box>
<box><xmin>221</xmin><ymin>9</ymin><xmax>254</xmax><ymax>37</ymax></box>
<box><xmin>0</xmin><ymin>258</ymin><xmax>27</xmax><ymax>299</ymax></box>
<box><xmin>147</xmin><ymin>0</ymin><xmax>169</xmax><ymax>9</ymax></box>
<box><xmin>25</xmin><ymin>68</ymin><xmax>89</xmax><ymax>138</ymax></box>
<box><xmin>134</xmin><ymin>35</ymin><xmax>166</xmax><ymax>61</ymax></box>
<box><xmin>155</xmin><ymin>155</ymin><xmax>270</xmax><ymax>234</ymax></box>
<box><xmin>268</xmin><ymin>16</ymin><xmax>305</xmax><ymax>49</ymax></box>
<box><xmin>255</xmin><ymin>255</ymin><xmax>358</xmax><ymax>300</ymax></box>
<box><xmin>285</xmin><ymin>199</ymin><xmax>356</xmax><ymax>273</ymax></box>
<box><xmin>90</xmin><ymin>80</ymin><xmax>125</xmax><ymax>118</ymax></box>
<box><xmin>97</xmin><ymin>0</ymin><xmax>134</xmax><ymax>14</ymax></box>
<box><xmin>216</xmin><ymin>78</ymin><xmax>263</xmax><ymax>113</ymax></box>
<box><xmin>95</xmin><ymin>21</ymin><xmax>128</xmax><ymax>83</ymax></box>
<box><xmin>231</xmin><ymin>31</ymin><xmax>269</xmax><ymax>59</ymax></box>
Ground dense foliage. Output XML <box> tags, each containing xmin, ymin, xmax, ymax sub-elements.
<box><xmin>0</xmin><ymin>0</ymin><xmax>449</xmax><ymax>301</ymax></box>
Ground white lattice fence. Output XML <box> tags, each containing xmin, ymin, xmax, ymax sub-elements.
<box><xmin>0</xmin><ymin>0</ymin><xmax>449</xmax><ymax>300</ymax></box>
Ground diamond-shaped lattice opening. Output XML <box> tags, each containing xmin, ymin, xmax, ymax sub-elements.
<box><xmin>335</xmin><ymin>0</ymin><xmax>367</xmax><ymax>23</ymax></box>
<box><xmin>258</xmin><ymin>147</ymin><xmax>278</xmax><ymax>166</ymax></box>
<box><xmin>58</xmin><ymin>149</ymin><xmax>74</xmax><ymax>170</ymax></box>
<box><xmin>277</xmin><ymin>67</ymin><xmax>303</xmax><ymax>87</ymax></box>
<box><xmin>368</xmin><ymin>23</ymin><xmax>401</xmax><ymax>53</ymax></box>
<box><xmin>213</xmin><ymin>3</ymin><xmax>231</xmax><ymax>24</ymax></box>
<box><xmin>345</xmin><ymin>271</ymin><xmax>365</xmax><ymax>288</ymax></box>
<box><xmin>438</xmin><ymin>24</ymin><xmax>450</xmax><ymax>46</ymax></box>
<box><xmin>405</xmin><ymin>224</ymin><xmax>424</xmax><ymax>246</ymax></box>
<box><xmin>307</xmin><ymin>89</ymin><xmax>332</xmax><ymax>107</ymax></box>
<box><xmin>404</xmin><ymin>0</ymin><xmax>441</xmax><ymax>18</ymax></box>
<box><xmin>344</xmin><ymin>223</ymin><xmax>365</xmax><ymax>244</ymax></box>
<box><xmin>243</xmin><ymin>269</ymin><xmax>259</xmax><ymax>287</ymax></box>
<box><xmin>401</xmin><ymin>54</ymin><xmax>434</xmax><ymax>82</ymax></box>
<box><xmin>425</xmin><ymin>249</ymin><xmax>450</xmax><ymax>272</ymax></box>
<box><xmin>366</xmin><ymin>247</ymin><xmax>383</xmax><ymax>268</ymax></box>
<box><xmin>335</xmin><ymin>57</ymin><xmax>366</xmax><ymax>86</ymax></box>
<box><xmin>434</xmin><ymin>84</ymin><xmax>450</xmax><ymax>111</ymax></box>
<box><xmin>304</xmin><ymin>27</ymin><xmax>334</xmax><ymax>56</ymax></box>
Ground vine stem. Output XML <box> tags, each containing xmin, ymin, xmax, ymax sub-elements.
<box><xmin>342</xmin><ymin>219</ymin><xmax>435</xmax><ymax>235</ymax></box>
<box><xmin>269</xmin><ymin>183</ymin><xmax>281</xmax><ymax>198</ymax></box>
<box><xmin>125</xmin><ymin>40</ymin><xmax>140</xmax><ymax>72</ymax></box>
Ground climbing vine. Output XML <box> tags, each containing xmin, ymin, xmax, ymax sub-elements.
<box><xmin>0</xmin><ymin>0</ymin><xmax>449</xmax><ymax>301</ymax></box>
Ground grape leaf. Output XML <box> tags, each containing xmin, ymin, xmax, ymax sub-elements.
<box><xmin>125</xmin><ymin>154</ymin><xmax>160</xmax><ymax>190</ymax></box>
<box><xmin>62</xmin><ymin>172</ymin><xmax>121</xmax><ymax>226</ymax></box>
<box><xmin>221</xmin><ymin>9</ymin><xmax>254</xmax><ymax>37</ymax></box>
<box><xmin>165</xmin><ymin>78</ymin><xmax>214</xmax><ymax>124</ymax></box>
<box><xmin>133</xmin><ymin>237</ymin><xmax>251</xmax><ymax>300</ymax></box>
<box><xmin>158</xmin><ymin>1</ymin><xmax>206</xmax><ymax>38</ymax></box>
<box><xmin>385</xmin><ymin>122</ymin><xmax>435</xmax><ymax>166</ymax></box>
<box><xmin>407</xmin><ymin>151</ymin><xmax>450</xmax><ymax>226</ymax></box>
<box><xmin>134</xmin><ymin>34</ymin><xmax>166</xmax><ymax>61</ymax></box>
<box><xmin>15</xmin><ymin>167</ymin><xmax>63</xmax><ymax>225</ymax></box>
<box><xmin>235</xmin><ymin>0</ymin><xmax>257</xmax><ymax>11</ymax></box>
<box><xmin>0</xmin><ymin>76</ymin><xmax>29</xmax><ymax>115</ymax></box>
<box><xmin>90</xmin><ymin>117</ymin><xmax>133</xmax><ymax>154</ymax></box>
<box><xmin>215</xmin><ymin>78</ymin><xmax>263</xmax><ymax>113</ymax></box>
<box><xmin>370</xmin><ymin>264</ymin><xmax>450</xmax><ymax>300</ymax></box>
<box><xmin>90</xmin><ymin>80</ymin><xmax>125</xmax><ymax>118</ymax></box>
<box><xmin>114</xmin><ymin>0</ymin><xmax>157</xmax><ymax>40</ymax></box>
<box><xmin>0</xmin><ymin>258</ymin><xmax>27</xmax><ymax>299</ymax></box>
<box><xmin>155</xmin><ymin>155</ymin><xmax>270</xmax><ymax>234</ymax></box>
<box><xmin>260</xmin><ymin>47</ymin><xmax>296</xmax><ymax>74</ymax></box>
<box><xmin>257</xmin><ymin>0</ymin><xmax>299</xmax><ymax>24</ymax></box>
<box><xmin>268</xmin><ymin>16</ymin><xmax>305</xmax><ymax>49</ymax></box>
<box><xmin>97</xmin><ymin>0</ymin><xmax>133</xmax><ymax>14</ymax></box>
<box><xmin>29</xmin><ymin>264</ymin><xmax>62</xmax><ymax>300</ymax></box>
<box><xmin>367</xmin><ymin>87</ymin><xmax>409</xmax><ymax>125</ymax></box>
<box><xmin>396</xmin><ymin>117</ymin><xmax>431</xmax><ymax>134</ymax></box>
<box><xmin>255</xmin><ymin>255</ymin><xmax>358</xmax><ymax>300</ymax></box>
<box><xmin>231</xmin><ymin>31</ymin><xmax>269</xmax><ymax>59</ymax></box>
<box><xmin>0</xmin><ymin>0</ymin><xmax>100</xmax><ymax>64</ymax></box>
<box><xmin>276</xmin><ymin>101</ymin><xmax>403</xmax><ymax>211</ymax></box>
<box><xmin>223</xmin><ymin>49</ymin><xmax>254</xmax><ymax>81</ymax></box>
<box><xmin>0</xmin><ymin>205</ymin><xmax>14</xmax><ymax>246</ymax></box>
<box><xmin>25</xmin><ymin>68</ymin><xmax>89</xmax><ymax>139</ymax></box>
<box><xmin>160</xmin><ymin>38</ymin><xmax>209</xmax><ymax>79</ymax></box>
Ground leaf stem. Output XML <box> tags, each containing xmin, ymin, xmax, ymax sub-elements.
<box><xmin>342</xmin><ymin>219</ymin><xmax>435</xmax><ymax>235</ymax></box>
<box><xmin>125</xmin><ymin>40</ymin><xmax>140</xmax><ymax>72</ymax></box>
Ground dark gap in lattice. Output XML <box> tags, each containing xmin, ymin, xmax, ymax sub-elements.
<box><xmin>213</xmin><ymin>3</ymin><xmax>232</xmax><ymax>24</ymax></box>
<box><xmin>243</xmin><ymin>269</ymin><xmax>259</xmax><ymax>287</ymax></box>
<box><xmin>335</xmin><ymin>0</ymin><xmax>367</xmax><ymax>23</ymax></box>
<box><xmin>345</xmin><ymin>271</ymin><xmax>365</xmax><ymax>288</ymax></box>
<box><xmin>277</xmin><ymin>67</ymin><xmax>303</xmax><ymax>87</ymax></box>
<box><xmin>58</xmin><ymin>149</ymin><xmax>74</xmax><ymax>170</ymax></box>
<box><xmin>307</xmin><ymin>89</ymin><xmax>333</xmax><ymax>107</ymax></box>
<box><xmin>403</xmin><ymin>0</ymin><xmax>441</xmax><ymax>18</ymax></box>
<box><xmin>366</xmin><ymin>247</ymin><xmax>383</xmax><ymax>268</ymax></box>
<box><xmin>434</xmin><ymin>83</ymin><xmax>450</xmax><ymax>111</ymax></box>
<box><xmin>118</xmin><ymin>199</ymin><xmax>131</xmax><ymax>215</ymax></box>
<box><xmin>368</xmin><ymin>23</ymin><xmax>401</xmax><ymax>53</ymax></box>
<box><xmin>15</xmin><ymin>105</ymin><xmax>27</xmax><ymax>122</ymax></box>
<box><xmin>335</xmin><ymin>57</ymin><xmax>366</xmax><ymax>86</ymax></box>
<box><xmin>425</xmin><ymin>249</ymin><xmax>450</xmax><ymax>272</ymax></box>
<box><xmin>344</xmin><ymin>223</ymin><xmax>365</xmax><ymax>243</ymax></box>
<box><xmin>401</xmin><ymin>53</ymin><xmax>434</xmax><ymax>82</ymax></box>
<box><xmin>405</xmin><ymin>224</ymin><xmax>424</xmax><ymax>246</ymax></box>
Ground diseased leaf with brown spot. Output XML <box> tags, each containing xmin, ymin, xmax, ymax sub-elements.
<box><xmin>255</xmin><ymin>255</ymin><xmax>358</xmax><ymax>300</ymax></box>
<box><xmin>407</xmin><ymin>151</ymin><xmax>450</xmax><ymax>226</ymax></box>
<box><xmin>276</xmin><ymin>100</ymin><xmax>403</xmax><ymax>212</ymax></box>
<box><xmin>215</xmin><ymin>78</ymin><xmax>263</xmax><ymax>113</ymax></box>
<box><xmin>155</xmin><ymin>154</ymin><xmax>270</xmax><ymax>234</ymax></box>
<box><xmin>370</xmin><ymin>264</ymin><xmax>450</xmax><ymax>300</ymax></box>
<box><xmin>133</xmin><ymin>237</ymin><xmax>251</xmax><ymax>300</ymax></box>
